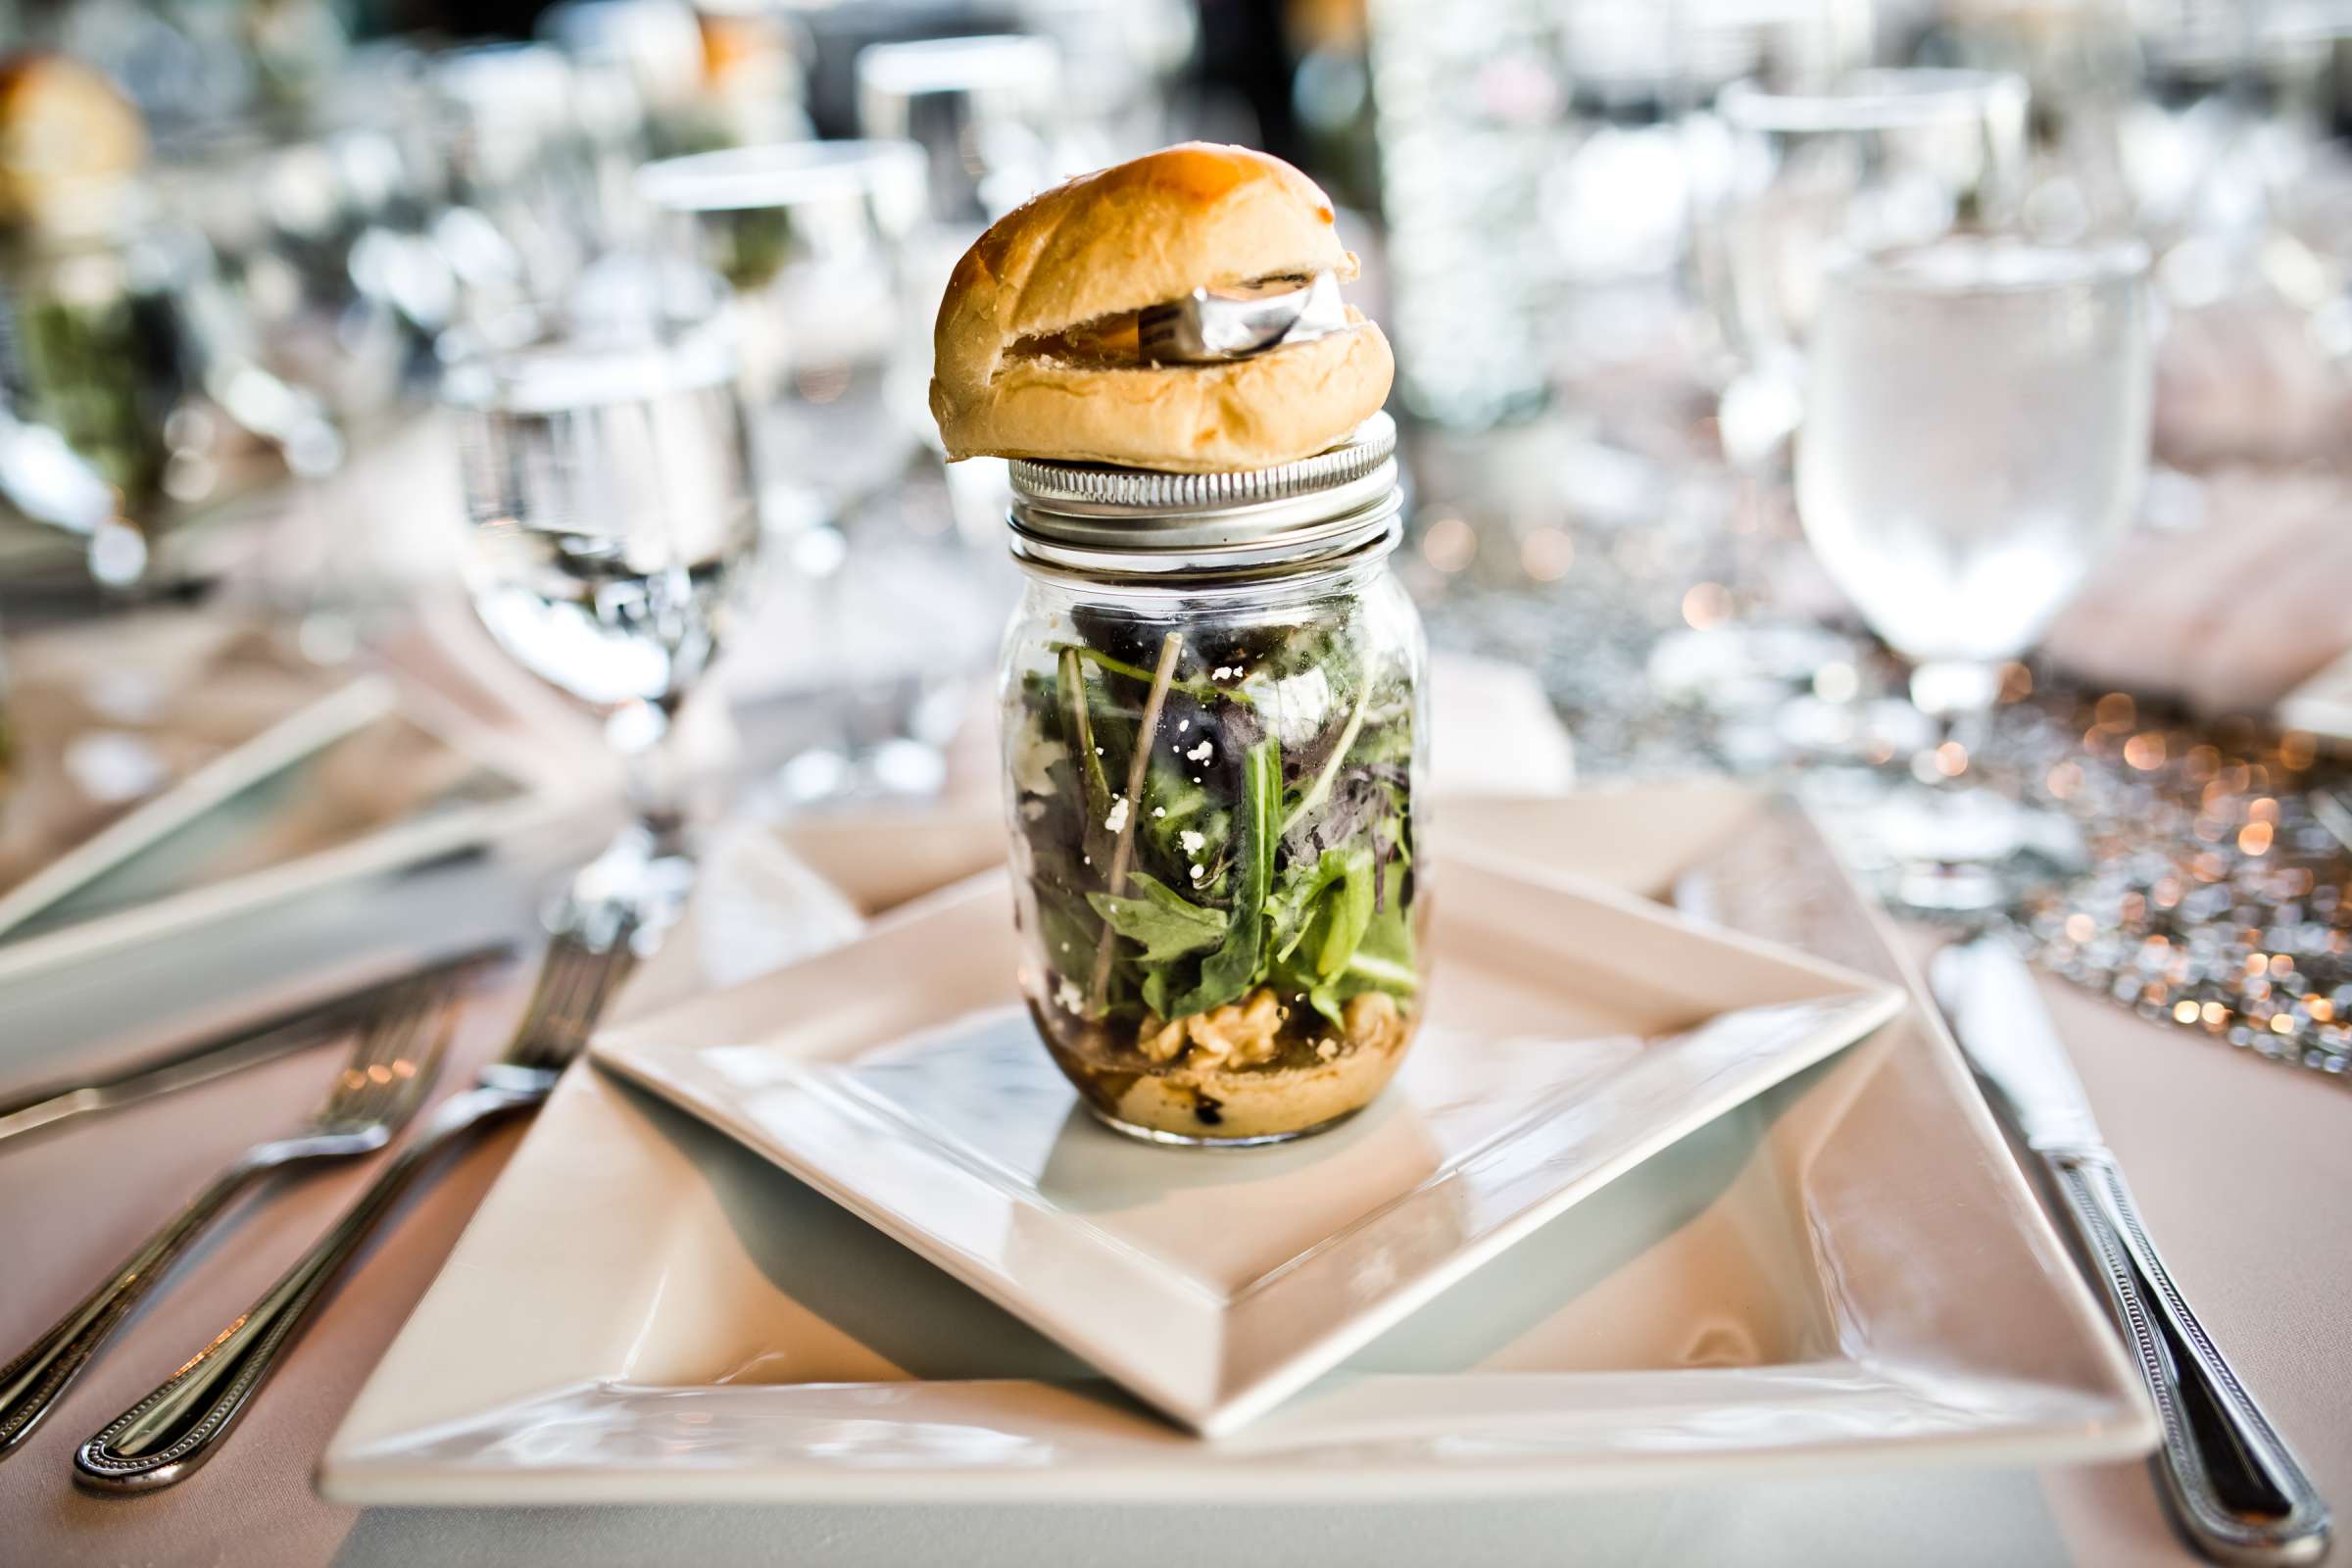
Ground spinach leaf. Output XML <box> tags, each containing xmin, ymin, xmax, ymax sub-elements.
<box><xmin>1166</xmin><ymin>736</ymin><xmax>1282</xmax><ymax>1017</ymax></box>
<box><xmin>1088</xmin><ymin>872</ymin><xmax>1227</xmax><ymax>964</ymax></box>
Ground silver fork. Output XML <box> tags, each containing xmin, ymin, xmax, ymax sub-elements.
<box><xmin>74</xmin><ymin>919</ymin><xmax>640</xmax><ymax>1492</ymax></box>
<box><xmin>0</xmin><ymin>975</ymin><xmax>466</xmax><ymax>1457</ymax></box>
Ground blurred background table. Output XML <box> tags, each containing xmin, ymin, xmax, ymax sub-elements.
<box><xmin>3</xmin><ymin>0</ymin><xmax>2351</xmax><ymax>1562</ymax></box>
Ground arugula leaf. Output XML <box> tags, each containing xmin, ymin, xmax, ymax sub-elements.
<box><xmin>1167</xmin><ymin>736</ymin><xmax>1281</xmax><ymax>1017</ymax></box>
<box><xmin>1088</xmin><ymin>872</ymin><xmax>1227</xmax><ymax>964</ymax></box>
<box><xmin>1268</xmin><ymin>847</ymin><xmax>1351</xmax><ymax>960</ymax></box>
<box><xmin>1316</xmin><ymin>852</ymin><xmax>1377</xmax><ymax>977</ymax></box>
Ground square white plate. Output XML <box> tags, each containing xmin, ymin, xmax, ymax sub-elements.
<box><xmin>321</xmin><ymin>792</ymin><xmax>2155</xmax><ymax>1502</ymax></box>
<box><xmin>589</xmin><ymin>859</ymin><xmax>1903</xmax><ymax>1436</ymax></box>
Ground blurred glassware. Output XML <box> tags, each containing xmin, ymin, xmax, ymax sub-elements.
<box><xmin>1700</xmin><ymin>68</ymin><xmax>2030</xmax><ymax>469</ymax></box>
<box><xmin>1011</xmin><ymin>0</ymin><xmax>1196</xmax><ymax>160</ymax></box>
<box><xmin>537</xmin><ymin>0</ymin><xmax>712</xmax><ymax>158</ymax></box>
<box><xmin>854</xmin><ymin>34</ymin><xmax>1072</xmax><ymax>230</ymax></box>
<box><xmin>1362</xmin><ymin>0</ymin><xmax>1873</xmax><ymax>432</ymax></box>
<box><xmin>153</xmin><ymin>123</ymin><xmax>415</xmax><ymax>426</ymax></box>
<box><xmin>445</xmin><ymin>318</ymin><xmax>756</xmax><ymax>934</ymax></box>
<box><xmin>687</xmin><ymin>0</ymin><xmax>815</xmax><ymax>150</ymax></box>
<box><xmin>640</xmin><ymin>141</ymin><xmax>988</xmax><ymax>803</ymax></box>
<box><xmin>639</xmin><ymin>141</ymin><xmax>927</xmax><ymax>531</ymax></box>
<box><xmin>1795</xmin><ymin>237</ymin><xmax>2152</xmax><ymax>913</ymax></box>
<box><xmin>0</xmin><ymin>53</ymin><xmax>343</xmax><ymax>591</ymax></box>
<box><xmin>1364</xmin><ymin>0</ymin><xmax>1560</xmax><ymax>427</ymax></box>
<box><xmin>427</xmin><ymin>42</ymin><xmax>649</xmax><ymax>347</ymax></box>
<box><xmin>1921</xmin><ymin>1</ymin><xmax>2141</xmax><ymax>243</ymax></box>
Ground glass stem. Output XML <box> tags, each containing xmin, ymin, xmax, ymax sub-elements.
<box><xmin>609</xmin><ymin>695</ymin><xmax>689</xmax><ymax>853</ymax></box>
<box><xmin>1909</xmin><ymin>660</ymin><xmax>2001</xmax><ymax>785</ymax></box>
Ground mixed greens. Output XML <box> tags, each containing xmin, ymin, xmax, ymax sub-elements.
<box><xmin>1007</xmin><ymin>591</ymin><xmax>1421</xmax><ymax>1061</ymax></box>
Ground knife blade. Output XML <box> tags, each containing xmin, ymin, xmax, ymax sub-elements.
<box><xmin>1932</xmin><ymin>936</ymin><xmax>2331</xmax><ymax>1568</ymax></box>
<box><xmin>0</xmin><ymin>944</ymin><xmax>509</xmax><ymax>1144</ymax></box>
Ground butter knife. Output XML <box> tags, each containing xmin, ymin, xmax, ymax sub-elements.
<box><xmin>1932</xmin><ymin>937</ymin><xmax>2332</xmax><ymax>1568</ymax></box>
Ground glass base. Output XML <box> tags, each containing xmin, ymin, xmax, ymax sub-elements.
<box><xmin>1800</xmin><ymin>770</ymin><xmax>2085</xmax><ymax>920</ymax></box>
<box><xmin>1082</xmin><ymin>1102</ymin><xmax>1364</xmax><ymax>1149</ymax></box>
<box><xmin>553</xmin><ymin>819</ymin><xmax>697</xmax><ymax>951</ymax></box>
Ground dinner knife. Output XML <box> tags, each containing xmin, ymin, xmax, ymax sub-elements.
<box><xmin>1932</xmin><ymin>937</ymin><xmax>2332</xmax><ymax>1568</ymax></box>
<box><xmin>0</xmin><ymin>945</ymin><xmax>509</xmax><ymax>1144</ymax></box>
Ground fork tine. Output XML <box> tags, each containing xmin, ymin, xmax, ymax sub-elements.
<box><xmin>349</xmin><ymin>984</ymin><xmax>460</xmax><ymax>1126</ymax></box>
<box><xmin>508</xmin><ymin>925</ymin><xmax>639</xmax><ymax>1073</ymax></box>
<box><xmin>318</xmin><ymin>986</ymin><xmax>428</xmax><ymax>1120</ymax></box>
<box><xmin>318</xmin><ymin>979</ymin><xmax>453</xmax><ymax>1125</ymax></box>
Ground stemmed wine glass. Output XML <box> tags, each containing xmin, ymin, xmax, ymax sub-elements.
<box><xmin>1660</xmin><ymin>68</ymin><xmax>2033</xmax><ymax>739</ymax></box>
<box><xmin>444</xmin><ymin>317</ymin><xmax>758</xmax><ymax>938</ymax></box>
<box><xmin>638</xmin><ymin>141</ymin><xmax>1000</xmax><ymax>804</ymax></box>
<box><xmin>1703</xmin><ymin>68</ymin><xmax>2033</xmax><ymax>469</ymax></box>
<box><xmin>1794</xmin><ymin>237</ymin><xmax>2154</xmax><ymax>913</ymax></box>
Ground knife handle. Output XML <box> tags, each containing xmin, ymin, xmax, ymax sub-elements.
<box><xmin>2043</xmin><ymin>1151</ymin><xmax>2332</xmax><ymax>1567</ymax></box>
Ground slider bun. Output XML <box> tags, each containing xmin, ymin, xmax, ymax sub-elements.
<box><xmin>930</xmin><ymin>143</ymin><xmax>1394</xmax><ymax>472</ymax></box>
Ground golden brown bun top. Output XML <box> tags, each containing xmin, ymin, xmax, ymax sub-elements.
<box><xmin>944</xmin><ymin>142</ymin><xmax>1350</xmax><ymax>344</ymax></box>
<box><xmin>930</xmin><ymin>144</ymin><xmax>1372</xmax><ymax>469</ymax></box>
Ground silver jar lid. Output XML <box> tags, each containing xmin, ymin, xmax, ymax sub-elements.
<box><xmin>1006</xmin><ymin>412</ymin><xmax>1401</xmax><ymax>577</ymax></box>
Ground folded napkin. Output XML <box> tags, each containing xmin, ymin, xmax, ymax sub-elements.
<box><xmin>2044</xmin><ymin>466</ymin><xmax>2352</xmax><ymax>715</ymax></box>
<box><xmin>0</xmin><ymin>617</ymin><xmax>330</xmax><ymax>897</ymax></box>
<box><xmin>2154</xmin><ymin>297</ymin><xmax>2352</xmax><ymax>471</ymax></box>
<box><xmin>0</xmin><ymin>612</ymin><xmax>498</xmax><ymax>914</ymax></box>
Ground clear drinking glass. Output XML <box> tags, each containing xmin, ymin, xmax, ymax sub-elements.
<box><xmin>1704</xmin><ymin>69</ymin><xmax>2031</xmax><ymax>466</ymax></box>
<box><xmin>639</xmin><ymin>142</ymin><xmax>998</xmax><ymax>802</ymax></box>
<box><xmin>1795</xmin><ymin>237</ymin><xmax>2153</xmax><ymax>912</ymax></box>
<box><xmin>446</xmin><ymin>319</ymin><xmax>757</xmax><ymax>934</ymax></box>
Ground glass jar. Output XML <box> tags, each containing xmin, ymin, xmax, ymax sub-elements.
<box><xmin>997</xmin><ymin>414</ymin><xmax>1428</xmax><ymax>1147</ymax></box>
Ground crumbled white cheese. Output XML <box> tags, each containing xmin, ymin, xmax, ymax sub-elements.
<box><xmin>1186</xmin><ymin>739</ymin><xmax>1213</xmax><ymax>762</ymax></box>
<box><xmin>1178</xmin><ymin>718</ymin><xmax>1190</xmax><ymax>732</ymax></box>
<box><xmin>1252</xmin><ymin>665</ymin><xmax>1333</xmax><ymax>749</ymax></box>
<box><xmin>1315</xmin><ymin>1039</ymin><xmax>1339</xmax><ymax>1060</ymax></box>
<box><xmin>1152</xmin><ymin>807</ymin><xmax>1166</xmax><ymax>818</ymax></box>
<box><xmin>1190</xmin><ymin>863</ymin><xmax>1207</xmax><ymax>883</ymax></box>
<box><xmin>1179</xmin><ymin>829</ymin><xmax>1204</xmax><ymax>856</ymax></box>
<box><xmin>1211</xmin><ymin>665</ymin><xmax>1234</xmax><ymax>679</ymax></box>
<box><xmin>1009</xmin><ymin>710</ymin><xmax>1067</xmax><ymax>797</ymax></box>
<box><xmin>1102</xmin><ymin>796</ymin><xmax>1129</xmax><ymax>834</ymax></box>
<box><xmin>1020</xmin><ymin>799</ymin><xmax>1047</xmax><ymax>821</ymax></box>
<box><xmin>1054</xmin><ymin>978</ymin><xmax>1086</xmax><ymax>1014</ymax></box>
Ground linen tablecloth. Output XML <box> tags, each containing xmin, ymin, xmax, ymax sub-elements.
<box><xmin>1</xmin><ymin>619</ymin><xmax>2346</xmax><ymax>1568</ymax></box>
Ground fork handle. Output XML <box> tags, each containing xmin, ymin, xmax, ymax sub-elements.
<box><xmin>2046</xmin><ymin>1151</ymin><xmax>2332</xmax><ymax>1567</ymax></box>
<box><xmin>0</xmin><ymin>1157</ymin><xmax>264</xmax><ymax>1457</ymax></box>
<box><xmin>73</xmin><ymin>1086</ymin><xmax>537</xmax><ymax>1493</ymax></box>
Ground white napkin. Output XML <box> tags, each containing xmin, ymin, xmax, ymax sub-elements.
<box><xmin>2155</xmin><ymin>298</ymin><xmax>2352</xmax><ymax>471</ymax></box>
<box><xmin>2044</xmin><ymin>466</ymin><xmax>2352</xmax><ymax>715</ymax></box>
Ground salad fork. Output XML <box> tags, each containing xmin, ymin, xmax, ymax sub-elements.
<box><xmin>74</xmin><ymin>918</ymin><xmax>639</xmax><ymax>1492</ymax></box>
<box><xmin>0</xmin><ymin>975</ymin><xmax>465</xmax><ymax>1456</ymax></box>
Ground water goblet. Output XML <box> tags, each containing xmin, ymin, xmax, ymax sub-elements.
<box><xmin>639</xmin><ymin>141</ymin><xmax>1000</xmax><ymax>803</ymax></box>
<box><xmin>1794</xmin><ymin>236</ymin><xmax>2154</xmax><ymax>913</ymax></box>
<box><xmin>1702</xmin><ymin>68</ymin><xmax>2032</xmax><ymax>468</ymax></box>
<box><xmin>445</xmin><ymin>318</ymin><xmax>757</xmax><ymax>936</ymax></box>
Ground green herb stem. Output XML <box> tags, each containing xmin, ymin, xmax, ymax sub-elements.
<box><xmin>1283</xmin><ymin>643</ymin><xmax>1373</xmax><ymax>835</ymax></box>
<box><xmin>1047</xmin><ymin>642</ymin><xmax>1248</xmax><ymax>706</ymax></box>
<box><xmin>1087</xmin><ymin>630</ymin><xmax>1185</xmax><ymax>1011</ymax></box>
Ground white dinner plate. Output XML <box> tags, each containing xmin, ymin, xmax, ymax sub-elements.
<box><xmin>320</xmin><ymin>791</ymin><xmax>2157</xmax><ymax>1503</ymax></box>
<box><xmin>588</xmin><ymin>858</ymin><xmax>1903</xmax><ymax>1436</ymax></box>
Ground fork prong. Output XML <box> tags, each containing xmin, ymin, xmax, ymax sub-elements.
<box><xmin>317</xmin><ymin>980</ymin><xmax>453</xmax><ymax>1127</ymax></box>
<box><xmin>506</xmin><ymin>925</ymin><xmax>639</xmax><ymax>1073</ymax></box>
<box><xmin>347</xmin><ymin>986</ymin><xmax>459</xmax><ymax>1128</ymax></box>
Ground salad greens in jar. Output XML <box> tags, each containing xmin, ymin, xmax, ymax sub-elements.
<box><xmin>1003</xmin><ymin>557</ymin><xmax>1427</xmax><ymax>1144</ymax></box>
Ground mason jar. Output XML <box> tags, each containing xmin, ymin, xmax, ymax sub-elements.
<box><xmin>998</xmin><ymin>414</ymin><xmax>1429</xmax><ymax>1147</ymax></box>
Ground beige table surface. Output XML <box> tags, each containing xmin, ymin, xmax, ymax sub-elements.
<box><xmin>1</xmin><ymin>613</ymin><xmax>2346</xmax><ymax>1566</ymax></box>
<box><xmin>3</xmin><ymin>811</ymin><xmax>2345</xmax><ymax>1568</ymax></box>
